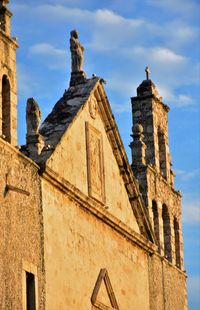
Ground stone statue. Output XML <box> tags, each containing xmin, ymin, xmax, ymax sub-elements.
<box><xmin>70</xmin><ymin>30</ymin><xmax>84</xmax><ymax>73</ymax></box>
<box><xmin>145</xmin><ymin>66</ymin><xmax>150</xmax><ymax>80</ymax></box>
<box><xmin>26</xmin><ymin>98</ymin><xmax>42</xmax><ymax>135</ymax></box>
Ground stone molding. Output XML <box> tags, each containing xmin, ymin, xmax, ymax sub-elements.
<box><xmin>41</xmin><ymin>166</ymin><xmax>187</xmax><ymax>278</ymax></box>
<box><xmin>41</xmin><ymin>166</ymin><xmax>156</xmax><ymax>254</ymax></box>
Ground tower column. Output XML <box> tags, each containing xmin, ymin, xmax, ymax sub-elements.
<box><xmin>0</xmin><ymin>0</ymin><xmax>19</xmax><ymax>145</ymax></box>
<box><xmin>130</xmin><ymin>68</ymin><xmax>184</xmax><ymax>269</ymax></box>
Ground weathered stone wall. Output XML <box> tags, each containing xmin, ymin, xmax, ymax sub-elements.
<box><xmin>132</xmin><ymin>168</ymin><xmax>183</xmax><ymax>269</ymax></box>
<box><xmin>41</xmin><ymin>177</ymin><xmax>150</xmax><ymax>310</ymax></box>
<box><xmin>131</xmin><ymin>78</ymin><xmax>187</xmax><ymax>308</ymax></box>
<box><xmin>131</xmin><ymin>81</ymin><xmax>171</xmax><ymax>182</ymax></box>
<box><xmin>148</xmin><ymin>254</ymin><xmax>187</xmax><ymax>310</ymax></box>
<box><xmin>0</xmin><ymin>4</ymin><xmax>18</xmax><ymax>146</ymax></box>
<box><xmin>41</xmin><ymin>172</ymin><xmax>187</xmax><ymax>310</ymax></box>
<box><xmin>46</xmin><ymin>96</ymin><xmax>140</xmax><ymax>233</ymax></box>
<box><xmin>146</xmin><ymin>165</ymin><xmax>184</xmax><ymax>269</ymax></box>
<box><xmin>0</xmin><ymin>139</ymin><xmax>45</xmax><ymax>309</ymax></box>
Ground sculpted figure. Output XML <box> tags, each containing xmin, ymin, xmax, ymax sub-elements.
<box><xmin>26</xmin><ymin>98</ymin><xmax>42</xmax><ymax>135</ymax></box>
<box><xmin>70</xmin><ymin>30</ymin><xmax>84</xmax><ymax>72</ymax></box>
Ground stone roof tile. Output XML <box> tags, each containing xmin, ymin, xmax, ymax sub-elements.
<box><xmin>38</xmin><ymin>77</ymin><xmax>99</xmax><ymax>162</ymax></box>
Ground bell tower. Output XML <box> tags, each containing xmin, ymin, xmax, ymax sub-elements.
<box><xmin>0</xmin><ymin>0</ymin><xmax>18</xmax><ymax>145</ymax></box>
<box><xmin>130</xmin><ymin>67</ymin><xmax>184</xmax><ymax>270</ymax></box>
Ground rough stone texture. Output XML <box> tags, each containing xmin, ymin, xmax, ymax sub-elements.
<box><xmin>0</xmin><ymin>1</ymin><xmax>18</xmax><ymax>146</ymax></box>
<box><xmin>45</xmin><ymin>92</ymin><xmax>140</xmax><ymax>232</ymax></box>
<box><xmin>0</xmin><ymin>3</ymin><xmax>187</xmax><ymax>308</ymax></box>
<box><xmin>131</xmin><ymin>78</ymin><xmax>187</xmax><ymax>308</ymax></box>
<box><xmin>0</xmin><ymin>139</ymin><xmax>45</xmax><ymax>309</ymax></box>
<box><xmin>41</xmin><ymin>178</ymin><xmax>150</xmax><ymax>310</ymax></box>
<box><xmin>148</xmin><ymin>254</ymin><xmax>187</xmax><ymax>310</ymax></box>
<box><xmin>39</xmin><ymin>77</ymin><xmax>99</xmax><ymax>162</ymax></box>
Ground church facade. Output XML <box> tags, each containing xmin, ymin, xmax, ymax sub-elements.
<box><xmin>0</xmin><ymin>1</ymin><xmax>187</xmax><ymax>309</ymax></box>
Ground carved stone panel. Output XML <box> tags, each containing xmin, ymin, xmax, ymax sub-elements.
<box><xmin>89</xmin><ymin>95</ymin><xmax>98</xmax><ymax>119</ymax></box>
<box><xmin>85</xmin><ymin>122</ymin><xmax>105</xmax><ymax>203</ymax></box>
<box><xmin>91</xmin><ymin>269</ymin><xmax>119</xmax><ymax>310</ymax></box>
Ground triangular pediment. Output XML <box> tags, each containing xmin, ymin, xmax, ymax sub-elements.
<box><xmin>39</xmin><ymin>78</ymin><xmax>156</xmax><ymax>243</ymax></box>
<box><xmin>91</xmin><ymin>269</ymin><xmax>119</xmax><ymax>310</ymax></box>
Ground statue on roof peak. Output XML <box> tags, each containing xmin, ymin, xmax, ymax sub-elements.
<box><xmin>70</xmin><ymin>30</ymin><xmax>84</xmax><ymax>73</ymax></box>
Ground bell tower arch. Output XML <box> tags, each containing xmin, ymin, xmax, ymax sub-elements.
<box><xmin>0</xmin><ymin>0</ymin><xmax>19</xmax><ymax>145</ymax></box>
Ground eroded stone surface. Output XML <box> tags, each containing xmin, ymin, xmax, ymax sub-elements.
<box><xmin>0</xmin><ymin>3</ymin><xmax>187</xmax><ymax>308</ymax></box>
<box><xmin>131</xmin><ymin>76</ymin><xmax>184</xmax><ymax>269</ymax></box>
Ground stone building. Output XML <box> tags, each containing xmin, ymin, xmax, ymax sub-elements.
<box><xmin>0</xmin><ymin>1</ymin><xmax>187</xmax><ymax>309</ymax></box>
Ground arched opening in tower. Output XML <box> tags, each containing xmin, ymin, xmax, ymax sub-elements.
<box><xmin>2</xmin><ymin>75</ymin><xmax>11</xmax><ymax>143</ymax></box>
<box><xmin>162</xmin><ymin>204</ymin><xmax>172</xmax><ymax>262</ymax></box>
<box><xmin>174</xmin><ymin>217</ymin><xmax>181</xmax><ymax>269</ymax></box>
<box><xmin>152</xmin><ymin>200</ymin><xmax>161</xmax><ymax>253</ymax></box>
<box><xmin>158</xmin><ymin>129</ymin><xmax>167</xmax><ymax>179</ymax></box>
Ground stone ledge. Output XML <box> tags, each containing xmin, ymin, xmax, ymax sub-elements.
<box><xmin>154</xmin><ymin>252</ymin><xmax>187</xmax><ymax>276</ymax></box>
<box><xmin>41</xmin><ymin>166</ymin><xmax>157</xmax><ymax>255</ymax></box>
<box><xmin>0</xmin><ymin>28</ymin><xmax>19</xmax><ymax>48</ymax></box>
<box><xmin>131</xmin><ymin>94</ymin><xmax>170</xmax><ymax>112</ymax></box>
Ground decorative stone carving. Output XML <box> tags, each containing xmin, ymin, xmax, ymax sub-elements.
<box><xmin>91</xmin><ymin>269</ymin><xmax>119</xmax><ymax>310</ymax></box>
<box><xmin>88</xmin><ymin>95</ymin><xmax>98</xmax><ymax>119</ymax></box>
<box><xmin>26</xmin><ymin>97</ymin><xmax>42</xmax><ymax>136</ymax></box>
<box><xmin>145</xmin><ymin>66</ymin><xmax>150</xmax><ymax>80</ymax></box>
<box><xmin>26</xmin><ymin>98</ymin><xmax>44</xmax><ymax>159</ymax></box>
<box><xmin>85</xmin><ymin>122</ymin><xmax>105</xmax><ymax>203</ymax></box>
<box><xmin>130</xmin><ymin>123</ymin><xmax>146</xmax><ymax>166</ymax></box>
<box><xmin>70</xmin><ymin>30</ymin><xmax>84</xmax><ymax>73</ymax></box>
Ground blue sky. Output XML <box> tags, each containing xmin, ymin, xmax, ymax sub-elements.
<box><xmin>9</xmin><ymin>0</ymin><xmax>200</xmax><ymax>308</ymax></box>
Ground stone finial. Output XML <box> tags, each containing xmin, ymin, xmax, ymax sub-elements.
<box><xmin>130</xmin><ymin>123</ymin><xmax>146</xmax><ymax>166</ymax></box>
<box><xmin>145</xmin><ymin>66</ymin><xmax>150</xmax><ymax>80</ymax></box>
<box><xmin>26</xmin><ymin>98</ymin><xmax>42</xmax><ymax>135</ymax></box>
<box><xmin>26</xmin><ymin>98</ymin><xmax>44</xmax><ymax>159</ymax></box>
<box><xmin>133</xmin><ymin>123</ymin><xmax>143</xmax><ymax>135</ymax></box>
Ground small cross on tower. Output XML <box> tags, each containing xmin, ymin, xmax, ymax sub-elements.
<box><xmin>145</xmin><ymin>66</ymin><xmax>150</xmax><ymax>80</ymax></box>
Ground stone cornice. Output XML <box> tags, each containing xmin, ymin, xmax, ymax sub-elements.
<box><xmin>41</xmin><ymin>166</ymin><xmax>157</xmax><ymax>254</ymax></box>
<box><xmin>95</xmin><ymin>83</ymin><xmax>156</xmax><ymax>243</ymax></box>
<box><xmin>156</xmin><ymin>252</ymin><xmax>187</xmax><ymax>277</ymax></box>
<box><xmin>41</xmin><ymin>166</ymin><xmax>187</xmax><ymax>276</ymax></box>
<box><xmin>132</xmin><ymin>163</ymin><xmax>181</xmax><ymax>198</ymax></box>
<box><xmin>131</xmin><ymin>94</ymin><xmax>170</xmax><ymax>112</ymax></box>
<box><xmin>0</xmin><ymin>29</ymin><xmax>19</xmax><ymax>48</ymax></box>
<box><xmin>146</xmin><ymin>164</ymin><xmax>182</xmax><ymax>198</ymax></box>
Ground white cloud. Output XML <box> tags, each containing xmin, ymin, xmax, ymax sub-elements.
<box><xmin>176</xmin><ymin>95</ymin><xmax>194</xmax><ymax>107</ymax></box>
<box><xmin>182</xmin><ymin>200</ymin><xmax>200</xmax><ymax>224</ymax></box>
<box><xmin>187</xmin><ymin>276</ymin><xmax>200</xmax><ymax>304</ymax></box>
<box><xmin>175</xmin><ymin>169</ymin><xmax>200</xmax><ymax>181</ymax></box>
<box><xmin>11</xmin><ymin>3</ymin><xmax>199</xmax><ymax>111</ymax></box>
<box><xmin>12</xmin><ymin>3</ymin><xmax>199</xmax><ymax>53</ymax></box>
<box><xmin>111</xmin><ymin>102</ymin><xmax>130</xmax><ymax>113</ymax></box>
<box><xmin>155</xmin><ymin>85</ymin><xmax>195</xmax><ymax>108</ymax></box>
<box><xmin>29</xmin><ymin>43</ymin><xmax>68</xmax><ymax>70</ymax></box>
<box><xmin>17</xmin><ymin>64</ymin><xmax>41</xmax><ymax>98</ymax></box>
<box><xmin>107</xmin><ymin>74</ymin><xmax>138</xmax><ymax>95</ymax></box>
<box><xmin>151</xmin><ymin>47</ymin><xmax>185</xmax><ymax>63</ymax></box>
<box><xmin>30</xmin><ymin>43</ymin><xmax>65</xmax><ymax>57</ymax></box>
<box><xmin>123</xmin><ymin>46</ymin><xmax>186</xmax><ymax>64</ymax></box>
<box><xmin>146</xmin><ymin>0</ymin><xmax>200</xmax><ymax>18</ymax></box>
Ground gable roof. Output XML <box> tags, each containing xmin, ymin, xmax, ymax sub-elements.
<box><xmin>39</xmin><ymin>77</ymin><xmax>99</xmax><ymax>150</ymax></box>
<box><xmin>38</xmin><ymin>77</ymin><xmax>156</xmax><ymax>243</ymax></box>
